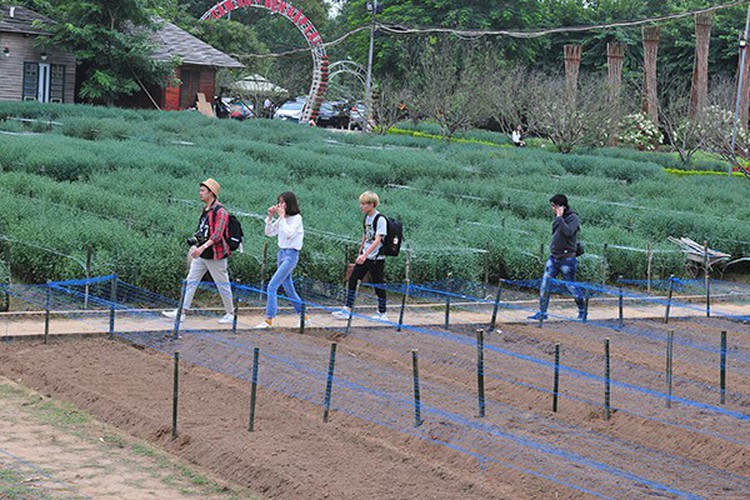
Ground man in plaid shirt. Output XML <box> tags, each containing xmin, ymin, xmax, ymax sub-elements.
<box><xmin>163</xmin><ymin>178</ymin><xmax>235</xmax><ymax>324</ymax></box>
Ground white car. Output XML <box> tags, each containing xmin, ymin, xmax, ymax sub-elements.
<box><xmin>273</xmin><ymin>99</ymin><xmax>306</xmax><ymax>122</ymax></box>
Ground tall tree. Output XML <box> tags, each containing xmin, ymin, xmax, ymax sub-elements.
<box><xmin>32</xmin><ymin>0</ymin><xmax>175</xmax><ymax>105</ymax></box>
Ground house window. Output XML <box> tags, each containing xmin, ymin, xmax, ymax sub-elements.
<box><xmin>22</xmin><ymin>62</ymin><xmax>38</xmax><ymax>101</ymax></box>
<box><xmin>22</xmin><ymin>62</ymin><xmax>66</xmax><ymax>103</ymax></box>
<box><xmin>179</xmin><ymin>69</ymin><xmax>201</xmax><ymax>109</ymax></box>
<box><xmin>49</xmin><ymin>64</ymin><xmax>66</xmax><ymax>103</ymax></box>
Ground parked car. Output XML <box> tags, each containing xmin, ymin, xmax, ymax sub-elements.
<box><xmin>273</xmin><ymin>98</ymin><xmax>306</xmax><ymax>122</ymax></box>
<box><xmin>317</xmin><ymin>101</ymin><xmax>350</xmax><ymax>129</ymax></box>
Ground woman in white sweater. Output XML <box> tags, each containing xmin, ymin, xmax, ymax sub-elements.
<box><xmin>254</xmin><ymin>191</ymin><xmax>305</xmax><ymax>329</ymax></box>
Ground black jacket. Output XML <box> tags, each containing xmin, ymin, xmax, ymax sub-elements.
<box><xmin>550</xmin><ymin>208</ymin><xmax>580</xmax><ymax>259</ymax></box>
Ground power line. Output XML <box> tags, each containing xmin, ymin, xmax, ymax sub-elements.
<box><xmin>378</xmin><ymin>1</ymin><xmax>747</xmax><ymax>39</ymax></box>
<box><xmin>227</xmin><ymin>1</ymin><xmax>747</xmax><ymax>59</ymax></box>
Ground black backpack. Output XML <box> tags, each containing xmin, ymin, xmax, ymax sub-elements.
<box><xmin>212</xmin><ymin>205</ymin><xmax>244</xmax><ymax>252</ymax></box>
<box><xmin>226</xmin><ymin>214</ymin><xmax>244</xmax><ymax>252</ymax></box>
<box><xmin>368</xmin><ymin>213</ymin><xmax>403</xmax><ymax>257</ymax></box>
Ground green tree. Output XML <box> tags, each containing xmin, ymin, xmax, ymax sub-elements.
<box><xmin>31</xmin><ymin>0</ymin><xmax>175</xmax><ymax>105</ymax></box>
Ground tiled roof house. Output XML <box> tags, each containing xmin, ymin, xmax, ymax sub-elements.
<box><xmin>0</xmin><ymin>5</ymin><xmax>76</xmax><ymax>103</ymax></box>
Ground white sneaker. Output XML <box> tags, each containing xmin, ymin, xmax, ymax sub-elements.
<box><xmin>331</xmin><ymin>309</ymin><xmax>351</xmax><ymax>320</ymax></box>
<box><xmin>371</xmin><ymin>312</ymin><xmax>390</xmax><ymax>322</ymax></box>
<box><xmin>162</xmin><ymin>309</ymin><xmax>185</xmax><ymax>321</ymax></box>
<box><xmin>252</xmin><ymin>321</ymin><xmax>271</xmax><ymax>329</ymax></box>
<box><xmin>218</xmin><ymin>313</ymin><xmax>235</xmax><ymax>324</ymax></box>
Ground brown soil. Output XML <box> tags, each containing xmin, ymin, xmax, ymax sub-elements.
<box><xmin>0</xmin><ymin>312</ymin><xmax>748</xmax><ymax>499</ymax></box>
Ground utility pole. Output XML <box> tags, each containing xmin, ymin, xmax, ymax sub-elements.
<box><xmin>730</xmin><ymin>2</ymin><xmax>750</xmax><ymax>176</ymax></box>
<box><xmin>365</xmin><ymin>0</ymin><xmax>382</xmax><ymax>131</ymax></box>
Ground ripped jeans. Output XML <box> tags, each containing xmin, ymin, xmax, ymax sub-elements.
<box><xmin>538</xmin><ymin>256</ymin><xmax>585</xmax><ymax>315</ymax></box>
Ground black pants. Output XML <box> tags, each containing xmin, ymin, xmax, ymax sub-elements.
<box><xmin>346</xmin><ymin>259</ymin><xmax>386</xmax><ymax>313</ymax></box>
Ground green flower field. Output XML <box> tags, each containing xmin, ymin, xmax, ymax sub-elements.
<box><xmin>1</xmin><ymin>102</ymin><xmax>748</xmax><ymax>296</ymax></box>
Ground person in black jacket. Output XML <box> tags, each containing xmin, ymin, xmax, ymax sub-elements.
<box><xmin>529</xmin><ymin>194</ymin><xmax>585</xmax><ymax>321</ymax></box>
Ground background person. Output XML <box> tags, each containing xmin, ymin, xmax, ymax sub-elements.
<box><xmin>163</xmin><ymin>178</ymin><xmax>234</xmax><ymax>324</ymax></box>
<box><xmin>529</xmin><ymin>194</ymin><xmax>585</xmax><ymax>321</ymax></box>
<box><xmin>511</xmin><ymin>124</ymin><xmax>526</xmax><ymax>147</ymax></box>
<box><xmin>332</xmin><ymin>191</ymin><xmax>389</xmax><ymax>321</ymax></box>
<box><xmin>254</xmin><ymin>192</ymin><xmax>305</xmax><ymax>329</ymax></box>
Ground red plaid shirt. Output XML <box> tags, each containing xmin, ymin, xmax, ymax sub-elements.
<box><xmin>203</xmin><ymin>202</ymin><xmax>230</xmax><ymax>259</ymax></box>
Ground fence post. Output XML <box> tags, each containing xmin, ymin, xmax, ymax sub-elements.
<box><xmin>231</xmin><ymin>282</ymin><xmax>239</xmax><ymax>334</ymax></box>
<box><xmin>703</xmin><ymin>241</ymin><xmax>711</xmax><ymax>317</ymax></box>
<box><xmin>720</xmin><ymin>330</ymin><xmax>727</xmax><ymax>405</ymax></box>
<box><xmin>411</xmin><ymin>349</ymin><xmax>423</xmax><ymax>427</ymax></box>
<box><xmin>172</xmin><ymin>351</ymin><xmax>180</xmax><ymax>439</ymax></box>
<box><xmin>322</xmin><ymin>342</ymin><xmax>338</xmax><ymax>423</ymax></box>
<box><xmin>602</xmin><ymin>243</ymin><xmax>609</xmax><ymax>284</ymax></box>
<box><xmin>483</xmin><ymin>241</ymin><xmax>489</xmax><ymax>284</ymax></box>
<box><xmin>604</xmin><ymin>338</ymin><xmax>611</xmax><ymax>420</ymax></box>
<box><xmin>553</xmin><ymin>343</ymin><xmax>560</xmax><ymax>412</ymax></box>
<box><xmin>647</xmin><ymin>242</ymin><xmax>653</xmax><ymax>292</ymax></box>
<box><xmin>666</xmin><ymin>330</ymin><xmax>674</xmax><ymax>408</ymax></box>
<box><xmin>344</xmin><ymin>281</ymin><xmax>359</xmax><ymax>337</ymax></box>
<box><xmin>1</xmin><ymin>226</ymin><xmax>9</xmax><ymax>312</ymax></box>
<box><xmin>172</xmin><ymin>281</ymin><xmax>186</xmax><ymax>340</ymax></box>
<box><xmin>444</xmin><ymin>272</ymin><xmax>452</xmax><ymax>329</ymax></box>
<box><xmin>476</xmin><ymin>329</ymin><xmax>485</xmax><ymax>418</ymax></box>
<box><xmin>248</xmin><ymin>347</ymin><xmax>260</xmax><ymax>431</ymax></box>
<box><xmin>44</xmin><ymin>281</ymin><xmax>51</xmax><ymax>345</ymax></box>
<box><xmin>617</xmin><ymin>275</ymin><xmax>624</xmax><ymax>329</ymax></box>
<box><xmin>489</xmin><ymin>281</ymin><xmax>502</xmax><ymax>331</ymax></box>
<box><xmin>397</xmin><ymin>279</ymin><xmax>410</xmax><ymax>333</ymax></box>
<box><xmin>84</xmin><ymin>246</ymin><xmax>92</xmax><ymax>310</ymax></box>
<box><xmin>259</xmin><ymin>241</ymin><xmax>268</xmax><ymax>300</ymax></box>
<box><xmin>108</xmin><ymin>275</ymin><xmax>117</xmax><ymax>340</ymax></box>
<box><xmin>664</xmin><ymin>274</ymin><xmax>675</xmax><ymax>324</ymax></box>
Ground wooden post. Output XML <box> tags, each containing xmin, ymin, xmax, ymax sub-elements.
<box><xmin>607</xmin><ymin>42</ymin><xmax>625</xmax><ymax>146</ymax></box>
<box><xmin>689</xmin><ymin>13</ymin><xmax>714</xmax><ymax>118</ymax></box>
<box><xmin>564</xmin><ymin>45</ymin><xmax>582</xmax><ymax>110</ymax></box>
<box><xmin>641</xmin><ymin>26</ymin><xmax>661</xmax><ymax>124</ymax></box>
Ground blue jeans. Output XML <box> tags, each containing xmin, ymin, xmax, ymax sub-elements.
<box><xmin>266</xmin><ymin>249</ymin><xmax>302</xmax><ymax>318</ymax></box>
<box><xmin>539</xmin><ymin>255</ymin><xmax>585</xmax><ymax>314</ymax></box>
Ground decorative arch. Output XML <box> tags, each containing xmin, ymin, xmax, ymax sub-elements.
<box><xmin>201</xmin><ymin>0</ymin><xmax>328</xmax><ymax>124</ymax></box>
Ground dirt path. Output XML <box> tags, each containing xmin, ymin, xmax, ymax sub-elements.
<box><xmin>0</xmin><ymin>375</ymin><xmax>258</xmax><ymax>499</ymax></box>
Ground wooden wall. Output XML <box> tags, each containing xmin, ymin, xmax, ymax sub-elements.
<box><xmin>0</xmin><ymin>32</ymin><xmax>75</xmax><ymax>103</ymax></box>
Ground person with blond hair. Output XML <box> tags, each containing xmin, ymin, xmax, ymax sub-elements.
<box><xmin>332</xmin><ymin>191</ymin><xmax>389</xmax><ymax>321</ymax></box>
<box><xmin>163</xmin><ymin>178</ymin><xmax>235</xmax><ymax>324</ymax></box>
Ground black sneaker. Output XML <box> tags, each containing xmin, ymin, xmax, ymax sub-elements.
<box><xmin>528</xmin><ymin>312</ymin><xmax>548</xmax><ymax>320</ymax></box>
<box><xmin>577</xmin><ymin>311</ymin><xmax>587</xmax><ymax>321</ymax></box>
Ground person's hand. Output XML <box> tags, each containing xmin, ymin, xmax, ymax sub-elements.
<box><xmin>554</xmin><ymin>205</ymin><xmax>565</xmax><ymax>218</ymax></box>
<box><xmin>275</xmin><ymin>203</ymin><xmax>285</xmax><ymax>218</ymax></box>
<box><xmin>191</xmin><ymin>245</ymin><xmax>205</xmax><ymax>258</ymax></box>
<box><xmin>267</xmin><ymin>205</ymin><xmax>277</xmax><ymax>218</ymax></box>
<box><xmin>355</xmin><ymin>254</ymin><xmax>366</xmax><ymax>265</ymax></box>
